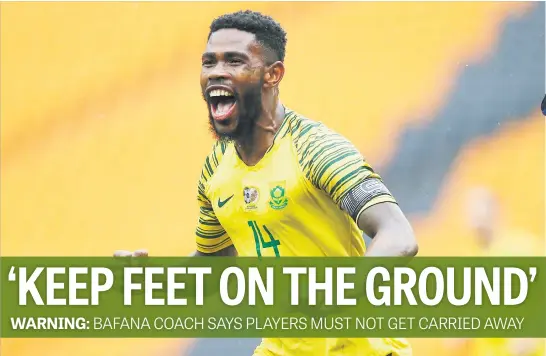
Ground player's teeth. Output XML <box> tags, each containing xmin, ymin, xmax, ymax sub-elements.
<box><xmin>209</xmin><ymin>89</ymin><xmax>233</xmax><ymax>97</ymax></box>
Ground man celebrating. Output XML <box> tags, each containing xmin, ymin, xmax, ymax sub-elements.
<box><xmin>118</xmin><ymin>10</ymin><xmax>418</xmax><ymax>356</ymax></box>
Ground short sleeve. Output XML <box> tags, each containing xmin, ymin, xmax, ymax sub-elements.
<box><xmin>294</xmin><ymin>119</ymin><xmax>396</xmax><ymax>210</ymax></box>
<box><xmin>194</xmin><ymin>143</ymin><xmax>233</xmax><ymax>254</ymax></box>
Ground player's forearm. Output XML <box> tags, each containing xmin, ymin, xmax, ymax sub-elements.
<box><xmin>356</xmin><ymin>201</ymin><xmax>418</xmax><ymax>257</ymax></box>
<box><xmin>364</xmin><ymin>225</ymin><xmax>418</xmax><ymax>257</ymax></box>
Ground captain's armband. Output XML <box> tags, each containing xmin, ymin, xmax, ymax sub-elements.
<box><xmin>340</xmin><ymin>178</ymin><xmax>394</xmax><ymax>221</ymax></box>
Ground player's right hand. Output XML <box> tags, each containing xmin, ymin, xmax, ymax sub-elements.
<box><xmin>113</xmin><ymin>249</ymin><xmax>148</xmax><ymax>257</ymax></box>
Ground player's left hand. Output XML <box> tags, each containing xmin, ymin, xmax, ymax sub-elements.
<box><xmin>113</xmin><ymin>249</ymin><xmax>148</xmax><ymax>257</ymax></box>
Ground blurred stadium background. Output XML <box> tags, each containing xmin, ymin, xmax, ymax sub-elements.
<box><xmin>1</xmin><ymin>2</ymin><xmax>544</xmax><ymax>356</ymax></box>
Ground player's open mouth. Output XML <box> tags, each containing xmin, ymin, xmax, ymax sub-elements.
<box><xmin>208</xmin><ymin>88</ymin><xmax>237</xmax><ymax>122</ymax></box>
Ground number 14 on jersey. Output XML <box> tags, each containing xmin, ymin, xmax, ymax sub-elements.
<box><xmin>247</xmin><ymin>220</ymin><xmax>281</xmax><ymax>257</ymax></box>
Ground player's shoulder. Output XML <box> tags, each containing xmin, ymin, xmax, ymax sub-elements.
<box><xmin>283</xmin><ymin>109</ymin><xmax>347</xmax><ymax>152</ymax></box>
<box><xmin>198</xmin><ymin>139</ymin><xmax>231</xmax><ymax>185</ymax></box>
<box><xmin>284</xmin><ymin>109</ymin><xmax>338</xmax><ymax>144</ymax></box>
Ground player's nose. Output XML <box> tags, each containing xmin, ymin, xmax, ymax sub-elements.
<box><xmin>207</xmin><ymin>62</ymin><xmax>232</xmax><ymax>82</ymax></box>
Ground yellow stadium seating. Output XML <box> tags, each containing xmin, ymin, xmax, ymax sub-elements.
<box><xmin>0</xmin><ymin>2</ymin><xmax>539</xmax><ymax>356</ymax></box>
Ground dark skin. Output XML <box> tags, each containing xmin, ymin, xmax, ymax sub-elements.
<box><xmin>114</xmin><ymin>29</ymin><xmax>417</xmax><ymax>259</ymax></box>
<box><xmin>201</xmin><ymin>29</ymin><xmax>285</xmax><ymax>166</ymax></box>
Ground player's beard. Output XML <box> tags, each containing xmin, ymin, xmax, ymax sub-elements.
<box><xmin>206</xmin><ymin>80</ymin><xmax>263</xmax><ymax>143</ymax></box>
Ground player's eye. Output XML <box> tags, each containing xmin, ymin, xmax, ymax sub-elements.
<box><xmin>228</xmin><ymin>58</ymin><xmax>243</xmax><ymax>66</ymax></box>
<box><xmin>202</xmin><ymin>60</ymin><xmax>214</xmax><ymax>67</ymax></box>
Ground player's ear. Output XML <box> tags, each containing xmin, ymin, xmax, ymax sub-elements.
<box><xmin>264</xmin><ymin>61</ymin><xmax>284</xmax><ymax>88</ymax></box>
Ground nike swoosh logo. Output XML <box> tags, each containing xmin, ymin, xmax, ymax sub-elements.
<box><xmin>218</xmin><ymin>195</ymin><xmax>234</xmax><ymax>208</ymax></box>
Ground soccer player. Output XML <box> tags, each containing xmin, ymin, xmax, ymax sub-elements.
<box><xmin>116</xmin><ymin>10</ymin><xmax>418</xmax><ymax>356</ymax></box>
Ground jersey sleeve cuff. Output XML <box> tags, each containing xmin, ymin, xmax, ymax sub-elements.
<box><xmin>196</xmin><ymin>239</ymin><xmax>234</xmax><ymax>254</ymax></box>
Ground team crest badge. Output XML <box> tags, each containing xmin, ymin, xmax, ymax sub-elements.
<box><xmin>243</xmin><ymin>186</ymin><xmax>260</xmax><ymax>211</ymax></box>
<box><xmin>268</xmin><ymin>182</ymin><xmax>288</xmax><ymax>210</ymax></box>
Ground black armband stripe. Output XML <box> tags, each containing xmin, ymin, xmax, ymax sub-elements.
<box><xmin>340</xmin><ymin>178</ymin><xmax>393</xmax><ymax>221</ymax></box>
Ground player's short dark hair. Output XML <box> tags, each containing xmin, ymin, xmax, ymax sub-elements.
<box><xmin>208</xmin><ymin>10</ymin><xmax>287</xmax><ymax>62</ymax></box>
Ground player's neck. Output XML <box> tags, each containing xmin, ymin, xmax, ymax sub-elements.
<box><xmin>235</xmin><ymin>101</ymin><xmax>285</xmax><ymax>166</ymax></box>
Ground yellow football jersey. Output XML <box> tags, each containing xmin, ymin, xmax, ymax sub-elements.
<box><xmin>195</xmin><ymin>108</ymin><xmax>411</xmax><ymax>356</ymax></box>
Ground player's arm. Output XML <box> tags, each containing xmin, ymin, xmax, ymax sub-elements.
<box><xmin>193</xmin><ymin>171</ymin><xmax>236</xmax><ymax>256</ymax></box>
<box><xmin>296</xmin><ymin>121</ymin><xmax>417</xmax><ymax>257</ymax></box>
<box><xmin>354</xmin><ymin>196</ymin><xmax>417</xmax><ymax>257</ymax></box>
<box><xmin>340</xmin><ymin>177</ymin><xmax>417</xmax><ymax>257</ymax></box>
<box><xmin>193</xmin><ymin>141</ymin><xmax>237</xmax><ymax>256</ymax></box>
